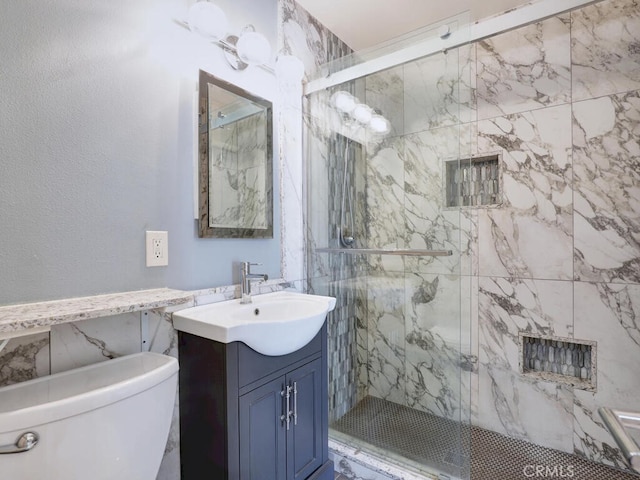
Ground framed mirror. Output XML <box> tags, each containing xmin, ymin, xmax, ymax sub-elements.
<box><xmin>198</xmin><ymin>70</ymin><xmax>273</xmax><ymax>238</ymax></box>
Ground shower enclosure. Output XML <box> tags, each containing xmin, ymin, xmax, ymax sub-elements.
<box><xmin>304</xmin><ymin>16</ymin><xmax>474</xmax><ymax>480</ymax></box>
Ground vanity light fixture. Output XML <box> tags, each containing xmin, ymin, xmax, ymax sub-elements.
<box><xmin>186</xmin><ymin>1</ymin><xmax>272</xmax><ymax>71</ymax></box>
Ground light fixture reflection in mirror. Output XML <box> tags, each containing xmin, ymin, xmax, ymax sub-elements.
<box><xmin>352</xmin><ymin>104</ymin><xmax>373</xmax><ymax>124</ymax></box>
<box><xmin>331</xmin><ymin>91</ymin><xmax>356</xmax><ymax>114</ymax></box>
<box><xmin>185</xmin><ymin>1</ymin><xmax>272</xmax><ymax>71</ymax></box>
<box><xmin>330</xmin><ymin>91</ymin><xmax>391</xmax><ymax>136</ymax></box>
<box><xmin>369</xmin><ymin>115</ymin><xmax>391</xmax><ymax>134</ymax></box>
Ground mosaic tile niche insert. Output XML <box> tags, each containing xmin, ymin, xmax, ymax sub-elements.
<box><xmin>445</xmin><ymin>154</ymin><xmax>501</xmax><ymax>207</ymax></box>
<box><xmin>520</xmin><ymin>334</ymin><xmax>596</xmax><ymax>391</ymax></box>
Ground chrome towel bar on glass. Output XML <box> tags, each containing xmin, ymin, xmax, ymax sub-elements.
<box><xmin>315</xmin><ymin>248</ymin><xmax>453</xmax><ymax>257</ymax></box>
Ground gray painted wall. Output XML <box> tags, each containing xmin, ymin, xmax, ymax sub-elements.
<box><xmin>0</xmin><ymin>0</ymin><xmax>281</xmax><ymax>305</ymax></box>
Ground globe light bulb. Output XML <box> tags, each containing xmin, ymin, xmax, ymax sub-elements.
<box><xmin>236</xmin><ymin>31</ymin><xmax>271</xmax><ymax>65</ymax></box>
<box><xmin>188</xmin><ymin>2</ymin><xmax>228</xmax><ymax>41</ymax></box>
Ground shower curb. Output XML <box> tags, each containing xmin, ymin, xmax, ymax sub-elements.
<box><xmin>329</xmin><ymin>437</ymin><xmax>449</xmax><ymax>480</ymax></box>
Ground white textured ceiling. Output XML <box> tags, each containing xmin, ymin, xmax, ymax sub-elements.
<box><xmin>294</xmin><ymin>0</ymin><xmax>531</xmax><ymax>50</ymax></box>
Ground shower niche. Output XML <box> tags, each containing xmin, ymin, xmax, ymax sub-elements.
<box><xmin>520</xmin><ymin>334</ymin><xmax>597</xmax><ymax>391</ymax></box>
<box><xmin>445</xmin><ymin>153</ymin><xmax>501</xmax><ymax>208</ymax></box>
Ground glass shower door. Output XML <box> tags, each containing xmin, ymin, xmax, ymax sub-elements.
<box><xmin>305</xmin><ymin>28</ymin><xmax>473</xmax><ymax>479</ymax></box>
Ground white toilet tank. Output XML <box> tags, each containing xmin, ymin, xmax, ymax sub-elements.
<box><xmin>0</xmin><ymin>351</ymin><xmax>178</xmax><ymax>480</ymax></box>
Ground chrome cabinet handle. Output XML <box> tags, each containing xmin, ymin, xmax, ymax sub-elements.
<box><xmin>293</xmin><ymin>381</ymin><xmax>298</xmax><ymax>426</ymax></box>
<box><xmin>281</xmin><ymin>385</ymin><xmax>292</xmax><ymax>430</ymax></box>
<box><xmin>0</xmin><ymin>432</ymin><xmax>39</xmax><ymax>455</ymax></box>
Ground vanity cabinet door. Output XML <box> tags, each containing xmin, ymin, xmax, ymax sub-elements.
<box><xmin>238</xmin><ymin>358</ymin><xmax>323</xmax><ymax>480</ymax></box>
<box><xmin>239</xmin><ymin>376</ymin><xmax>287</xmax><ymax>480</ymax></box>
<box><xmin>288</xmin><ymin>358</ymin><xmax>323</xmax><ymax>480</ymax></box>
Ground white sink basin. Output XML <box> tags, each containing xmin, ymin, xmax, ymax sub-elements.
<box><xmin>172</xmin><ymin>291</ymin><xmax>336</xmax><ymax>356</ymax></box>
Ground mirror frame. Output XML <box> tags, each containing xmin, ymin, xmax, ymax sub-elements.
<box><xmin>198</xmin><ymin>69</ymin><xmax>274</xmax><ymax>238</ymax></box>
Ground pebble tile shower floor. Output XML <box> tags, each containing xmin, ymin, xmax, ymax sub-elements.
<box><xmin>331</xmin><ymin>396</ymin><xmax>640</xmax><ymax>480</ymax></box>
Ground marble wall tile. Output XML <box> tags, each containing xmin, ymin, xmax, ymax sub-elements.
<box><xmin>302</xmin><ymin>1</ymin><xmax>639</xmax><ymax>476</ymax></box>
<box><xmin>573</xmin><ymin>90</ymin><xmax>640</xmax><ymax>283</ymax></box>
<box><xmin>403</xmin><ymin>125</ymin><xmax>473</xmax><ymax>276</ymax></box>
<box><xmin>300</xmin><ymin>2</ymin><xmax>637</xmax><ymax>475</ymax></box>
<box><xmin>572</xmin><ymin>0</ymin><xmax>640</xmax><ymax>102</ymax></box>
<box><xmin>459</xmin><ymin>209</ymin><xmax>478</xmax><ymax>278</ymax></box>
<box><xmin>148</xmin><ymin>308</ymin><xmax>181</xmax><ymax>480</ymax></box>
<box><xmin>477</xmin><ymin>15</ymin><xmax>571</xmax><ymax>120</ymax></box>
<box><xmin>404</xmin><ymin>48</ymin><xmax>472</xmax><ymax>134</ymax></box>
<box><xmin>305</xmin><ymin>105</ymin><xmax>332</xmax><ymax>280</ymax></box>
<box><xmin>147</xmin><ymin>308</ymin><xmax>180</xmax><ymax>357</ymax></box>
<box><xmin>330</xmin><ymin>438</ymin><xmax>440</xmax><ymax>480</ymax></box>
<box><xmin>329</xmin><ymin>134</ymin><xmax>364</xmax><ymax>252</ymax></box>
<box><xmin>356</xmin><ymin>301</ymin><xmax>369</xmax><ymax>404</ymax></box>
<box><xmin>477</xmin><ymin>104</ymin><xmax>573</xmax><ymax>280</ymax></box>
<box><xmin>573</xmin><ymin>282</ymin><xmax>640</xmax><ymax>469</ymax></box>
<box><xmin>476</xmin><ymin>277</ymin><xmax>575</xmax><ymax>452</ymax></box>
<box><xmin>478</xmin><ymin>277</ymin><xmax>574</xmax><ymax>369</ymax></box>
<box><xmin>327</xmin><ymin>275</ymin><xmax>360</xmax><ymax>422</ymax></box>
<box><xmin>458</xmin><ymin>43</ymin><xmax>477</xmax><ymax>126</ymax></box>
<box><xmin>279</xmin><ymin>78</ymin><xmax>306</xmax><ymax>284</ymax></box>
<box><xmin>477</xmin><ymin>363</ymin><xmax>575</xmax><ymax>453</ymax></box>
<box><xmin>0</xmin><ymin>332</ymin><xmax>49</xmax><ymax>387</ymax></box>
<box><xmin>156</xmin><ymin>441</ymin><xmax>180</xmax><ymax>480</ymax></box>
<box><xmin>49</xmin><ymin>312</ymin><xmax>141</xmax><ymax>373</ymax></box>
<box><xmin>366</xmin><ymin>139</ymin><xmax>405</xmax><ymax>273</ymax></box>
<box><xmin>281</xmin><ymin>0</ymin><xmax>364</xmax><ymax>423</ymax></box>
<box><xmin>454</xmin><ymin>122</ymin><xmax>479</xmax><ymax>279</ymax></box>
<box><xmin>405</xmin><ymin>273</ymin><xmax>469</xmax><ymax>421</ymax></box>
<box><xmin>280</xmin><ymin>0</ymin><xmax>351</xmax><ymax>286</ymax></box>
<box><xmin>331</xmin><ymin>451</ymin><xmax>397</xmax><ymax>480</ymax></box>
<box><xmin>366</xmin><ymin>274</ymin><xmax>406</xmax><ymax>404</ymax></box>
<box><xmin>466</xmin><ymin>275</ymin><xmax>479</xmax><ymax>424</ymax></box>
<box><xmin>323</xmin><ymin>131</ymin><xmax>363</xmax><ymax>420</ymax></box>
<box><xmin>365</xmin><ymin>66</ymin><xmax>404</xmax><ymax>138</ymax></box>
<box><xmin>366</xmin><ymin>139</ymin><xmax>405</xmax><ymax>248</ymax></box>
<box><xmin>279</xmin><ymin>0</ymin><xmax>351</xmax><ymax>81</ymax></box>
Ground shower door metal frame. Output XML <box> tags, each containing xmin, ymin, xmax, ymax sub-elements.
<box><xmin>304</xmin><ymin>0</ymin><xmax>604</xmax><ymax>95</ymax></box>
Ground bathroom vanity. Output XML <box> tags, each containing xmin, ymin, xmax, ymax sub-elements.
<box><xmin>178</xmin><ymin>323</ymin><xmax>334</xmax><ymax>480</ymax></box>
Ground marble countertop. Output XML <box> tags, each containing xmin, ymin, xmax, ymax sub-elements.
<box><xmin>0</xmin><ymin>288</ymin><xmax>194</xmax><ymax>337</ymax></box>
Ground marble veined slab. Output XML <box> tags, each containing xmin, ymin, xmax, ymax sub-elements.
<box><xmin>0</xmin><ymin>288</ymin><xmax>193</xmax><ymax>336</ymax></box>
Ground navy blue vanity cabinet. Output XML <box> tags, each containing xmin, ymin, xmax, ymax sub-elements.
<box><xmin>178</xmin><ymin>323</ymin><xmax>333</xmax><ymax>480</ymax></box>
<box><xmin>239</xmin><ymin>357</ymin><xmax>323</xmax><ymax>480</ymax></box>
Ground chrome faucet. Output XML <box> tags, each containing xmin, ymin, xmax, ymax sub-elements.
<box><xmin>240</xmin><ymin>262</ymin><xmax>268</xmax><ymax>304</ymax></box>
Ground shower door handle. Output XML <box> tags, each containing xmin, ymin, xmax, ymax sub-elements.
<box><xmin>0</xmin><ymin>432</ymin><xmax>39</xmax><ymax>454</ymax></box>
